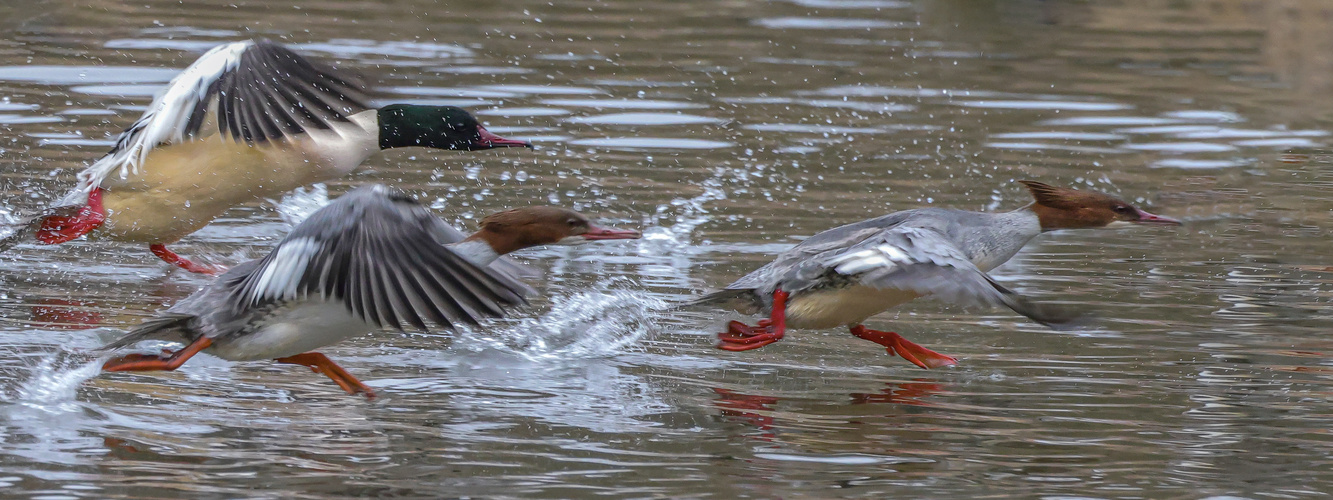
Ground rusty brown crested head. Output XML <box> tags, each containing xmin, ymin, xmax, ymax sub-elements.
<box><xmin>1018</xmin><ymin>180</ymin><xmax>1181</xmax><ymax>232</ymax></box>
<box><xmin>464</xmin><ymin>206</ymin><xmax>641</xmax><ymax>255</ymax></box>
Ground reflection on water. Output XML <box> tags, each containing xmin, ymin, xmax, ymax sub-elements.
<box><xmin>2</xmin><ymin>0</ymin><xmax>1333</xmax><ymax>497</ymax></box>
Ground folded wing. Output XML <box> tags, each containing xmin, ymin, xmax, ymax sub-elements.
<box><xmin>817</xmin><ymin>226</ymin><xmax>1082</xmax><ymax>328</ymax></box>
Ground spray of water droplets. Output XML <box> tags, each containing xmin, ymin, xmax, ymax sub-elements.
<box><xmin>453</xmin><ymin>287</ymin><xmax>667</xmax><ymax>361</ymax></box>
<box><xmin>639</xmin><ymin>177</ymin><xmax>727</xmax><ymax>256</ymax></box>
<box><xmin>5</xmin><ymin>349</ymin><xmax>103</xmax><ymax>412</ymax></box>
<box><xmin>271</xmin><ymin>182</ymin><xmax>331</xmax><ymax>227</ymax></box>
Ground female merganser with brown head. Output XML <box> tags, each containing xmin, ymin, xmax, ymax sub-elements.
<box><xmin>0</xmin><ymin>40</ymin><xmax>529</xmax><ymax>274</ymax></box>
<box><xmin>687</xmin><ymin>180</ymin><xmax>1181</xmax><ymax>369</ymax></box>
<box><xmin>96</xmin><ymin>185</ymin><xmax>640</xmax><ymax>398</ymax></box>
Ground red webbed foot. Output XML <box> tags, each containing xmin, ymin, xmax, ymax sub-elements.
<box><xmin>34</xmin><ymin>188</ymin><xmax>107</xmax><ymax>245</ymax></box>
<box><xmin>717</xmin><ymin>289</ymin><xmax>788</xmax><ymax>352</ymax></box>
<box><xmin>718</xmin><ymin>320</ymin><xmax>783</xmax><ymax>351</ymax></box>
<box><xmin>849</xmin><ymin>325</ymin><xmax>958</xmax><ymax>369</ymax></box>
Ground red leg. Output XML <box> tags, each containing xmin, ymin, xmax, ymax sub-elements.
<box><xmin>103</xmin><ymin>336</ymin><xmax>213</xmax><ymax>372</ymax></box>
<box><xmin>849</xmin><ymin>325</ymin><xmax>958</xmax><ymax>369</ymax></box>
<box><xmin>35</xmin><ymin>188</ymin><xmax>106</xmax><ymax>244</ymax></box>
<box><xmin>717</xmin><ymin>289</ymin><xmax>788</xmax><ymax>351</ymax></box>
<box><xmin>149</xmin><ymin>244</ymin><xmax>224</xmax><ymax>275</ymax></box>
<box><xmin>274</xmin><ymin>352</ymin><xmax>376</xmax><ymax>398</ymax></box>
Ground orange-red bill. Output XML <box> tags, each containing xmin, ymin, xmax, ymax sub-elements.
<box><xmin>474</xmin><ymin>126</ymin><xmax>532</xmax><ymax>149</ymax></box>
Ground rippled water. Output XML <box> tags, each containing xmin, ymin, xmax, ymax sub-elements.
<box><xmin>2</xmin><ymin>0</ymin><xmax>1333</xmax><ymax>497</ymax></box>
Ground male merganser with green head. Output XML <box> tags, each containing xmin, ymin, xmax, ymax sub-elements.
<box><xmin>1</xmin><ymin>40</ymin><xmax>529</xmax><ymax>274</ymax></box>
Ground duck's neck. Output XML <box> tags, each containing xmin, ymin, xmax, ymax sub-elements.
<box><xmin>956</xmin><ymin>208</ymin><xmax>1044</xmax><ymax>272</ymax></box>
<box><xmin>449</xmin><ymin>229</ymin><xmax>529</xmax><ymax>266</ymax></box>
<box><xmin>1004</xmin><ymin>206</ymin><xmax>1045</xmax><ymax>238</ymax></box>
<box><xmin>448</xmin><ymin>239</ymin><xmax>502</xmax><ymax>267</ymax></box>
<box><xmin>1025</xmin><ymin>202</ymin><xmax>1077</xmax><ymax>233</ymax></box>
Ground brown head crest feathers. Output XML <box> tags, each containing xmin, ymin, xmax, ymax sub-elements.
<box><xmin>1017</xmin><ymin>180</ymin><xmax>1181</xmax><ymax>231</ymax></box>
<box><xmin>466</xmin><ymin>206</ymin><xmax>641</xmax><ymax>255</ymax></box>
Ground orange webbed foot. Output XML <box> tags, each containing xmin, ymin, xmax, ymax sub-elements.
<box><xmin>849</xmin><ymin>325</ymin><xmax>958</xmax><ymax>369</ymax></box>
<box><xmin>275</xmin><ymin>352</ymin><xmax>376</xmax><ymax>398</ymax></box>
<box><xmin>717</xmin><ymin>320</ymin><xmax>784</xmax><ymax>351</ymax></box>
<box><xmin>34</xmin><ymin>188</ymin><xmax>106</xmax><ymax>245</ymax></box>
<box><xmin>149</xmin><ymin>244</ymin><xmax>226</xmax><ymax>275</ymax></box>
<box><xmin>717</xmin><ymin>289</ymin><xmax>788</xmax><ymax>352</ymax></box>
<box><xmin>102</xmin><ymin>337</ymin><xmax>213</xmax><ymax>372</ymax></box>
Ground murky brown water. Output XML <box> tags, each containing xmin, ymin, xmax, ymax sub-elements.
<box><xmin>2</xmin><ymin>0</ymin><xmax>1333</xmax><ymax>498</ymax></box>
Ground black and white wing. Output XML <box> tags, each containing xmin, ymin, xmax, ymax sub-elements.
<box><xmin>802</xmin><ymin>225</ymin><xmax>1081</xmax><ymax>328</ymax></box>
<box><xmin>61</xmin><ymin>40</ymin><xmax>371</xmax><ymax>205</ymax></box>
<box><xmin>225</xmin><ymin>185</ymin><xmax>528</xmax><ymax>331</ymax></box>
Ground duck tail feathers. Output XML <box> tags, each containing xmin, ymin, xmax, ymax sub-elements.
<box><xmin>96</xmin><ymin>314</ymin><xmax>196</xmax><ymax>352</ymax></box>
<box><xmin>668</xmin><ymin>288</ymin><xmax>758</xmax><ymax>313</ymax></box>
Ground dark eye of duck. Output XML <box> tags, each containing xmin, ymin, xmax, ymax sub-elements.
<box><xmin>566</xmin><ymin>218</ymin><xmax>582</xmax><ymax>227</ymax></box>
<box><xmin>1111</xmin><ymin>205</ymin><xmax>1134</xmax><ymax>215</ymax></box>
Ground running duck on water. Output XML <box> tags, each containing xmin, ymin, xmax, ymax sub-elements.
<box><xmin>96</xmin><ymin>184</ymin><xmax>640</xmax><ymax>398</ymax></box>
<box><xmin>1</xmin><ymin>40</ymin><xmax>529</xmax><ymax>274</ymax></box>
<box><xmin>686</xmin><ymin>180</ymin><xmax>1181</xmax><ymax>369</ymax></box>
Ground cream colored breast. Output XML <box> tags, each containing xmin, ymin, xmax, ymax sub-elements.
<box><xmin>786</xmin><ymin>286</ymin><xmax>921</xmax><ymax>330</ymax></box>
<box><xmin>94</xmin><ymin>115</ymin><xmax>379</xmax><ymax>244</ymax></box>
<box><xmin>96</xmin><ymin>139</ymin><xmax>312</xmax><ymax>242</ymax></box>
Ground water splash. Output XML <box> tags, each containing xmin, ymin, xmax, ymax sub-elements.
<box><xmin>0</xmin><ymin>205</ymin><xmax>17</xmax><ymax>226</ymax></box>
<box><xmin>639</xmin><ymin>173</ymin><xmax>727</xmax><ymax>255</ymax></box>
<box><xmin>0</xmin><ymin>206</ymin><xmax>21</xmax><ymax>246</ymax></box>
<box><xmin>453</xmin><ymin>287</ymin><xmax>666</xmax><ymax>361</ymax></box>
<box><xmin>271</xmin><ymin>183</ymin><xmax>330</xmax><ymax>227</ymax></box>
<box><xmin>7</xmin><ymin>349</ymin><xmax>103</xmax><ymax>411</ymax></box>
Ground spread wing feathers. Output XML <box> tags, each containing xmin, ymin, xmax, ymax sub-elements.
<box><xmin>818</xmin><ymin>227</ymin><xmax>1083</xmax><ymax>328</ymax></box>
<box><xmin>210</xmin><ymin>41</ymin><xmax>371</xmax><ymax>143</ymax></box>
<box><xmin>225</xmin><ymin>186</ymin><xmax>528</xmax><ymax>331</ymax></box>
<box><xmin>62</xmin><ymin>40</ymin><xmax>371</xmax><ymax>205</ymax></box>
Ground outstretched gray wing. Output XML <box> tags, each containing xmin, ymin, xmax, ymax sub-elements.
<box><xmin>226</xmin><ymin>185</ymin><xmax>528</xmax><ymax>331</ymax></box>
<box><xmin>797</xmin><ymin>225</ymin><xmax>1080</xmax><ymax>327</ymax></box>
<box><xmin>725</xmin><ymin>211</ymin><xmax>915</xmax><ymax>292</ymax></box>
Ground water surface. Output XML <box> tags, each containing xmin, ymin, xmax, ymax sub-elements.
<box><xmin>2</xmin><ymin>0</ymin><xmax>1333</xmax><ymax>498</ymax></box>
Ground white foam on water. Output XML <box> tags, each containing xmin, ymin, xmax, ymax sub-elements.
<box><xmin>0</xmin><ymin>207</ymin><xmax>21</xmax><ymax>245</ymax></box>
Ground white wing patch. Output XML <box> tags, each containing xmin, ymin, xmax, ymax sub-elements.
<box><xmin>828</xmin><ymin>244</ymin><xmax>912</xmax><ymax>276</ymax></box>
<box><xmin>247</xmin><ymin>236</ymin><xmax>322</xmax><ymax>305</ymax></box>
<box><xmin>59</xmin><ymin>41</ymin><xmax>253</xmax><ymax>205</ymax></box>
